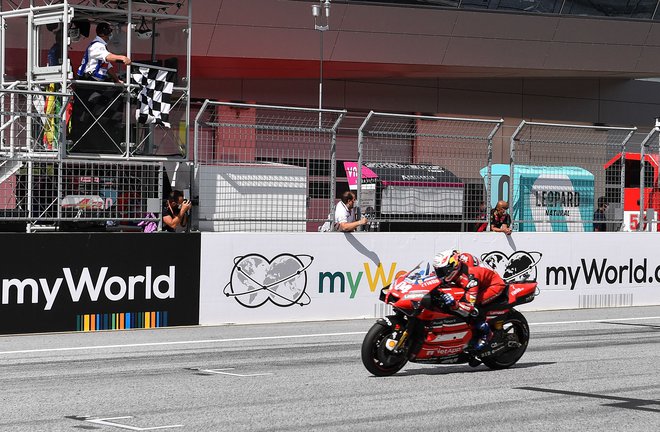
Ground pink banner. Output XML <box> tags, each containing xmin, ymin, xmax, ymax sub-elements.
<box><xmin>343</xmin><ymin>162</ymin><xmax>378</xmax><ymax>189</ymax></box>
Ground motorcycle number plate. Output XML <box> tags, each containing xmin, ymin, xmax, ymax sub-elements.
<box><xmin>395</xmin><ymin>282</ymin><xmax>413</xmax><ymax>294</ymax></box>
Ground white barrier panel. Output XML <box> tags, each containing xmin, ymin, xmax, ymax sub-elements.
<box><xmin>200</xmin><ymin>232</ymin><xmax>660</xmax><ymax>325</ymax></box>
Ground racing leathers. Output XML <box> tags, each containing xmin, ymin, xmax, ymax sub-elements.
<box><xmin>438</xmin><ymin>263</ymin><xmax>506</xmax><ymax>353</ymax></box>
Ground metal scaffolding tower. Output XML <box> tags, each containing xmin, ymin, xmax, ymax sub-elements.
<box><xmin>0</xmin><ymin>0</ymin><xmax>192</xmax><ymax>231</ymax></box>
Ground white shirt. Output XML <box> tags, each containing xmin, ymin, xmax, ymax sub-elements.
<box><xmin>334</xmin><ymin>201</ymin><xmax>354</xmax><ymax>228</ymax></box>
<box><xmin>77</xmin><ymin>36</ymin><xmax>112</xmax><ymax>80</ymax></box>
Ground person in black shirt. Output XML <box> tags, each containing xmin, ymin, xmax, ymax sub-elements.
<box><xmin>490</xmin><ymin>200</ymin><xmax>512</xmax><ymax>235</ymax></box>
<box><xmin>593</xmin><ymin>196</ymin><xmax>607</xmax><ymax>232</ymax></box>
<box><xmin>162</xmin><ymin>190</ymin><xmax>192</xmax><ymax>232</ymax></box>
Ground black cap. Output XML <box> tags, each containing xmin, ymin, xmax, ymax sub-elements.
<box><xmin>96</xmin><ymin>22</ymin><xmax>113</xmax><ymax>37</ymax></box>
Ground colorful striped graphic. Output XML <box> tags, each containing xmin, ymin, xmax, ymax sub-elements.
<box><xmin>76</xmin><ymin>311</ymin><xmax>169</xmax><ymax>331</ymax></box>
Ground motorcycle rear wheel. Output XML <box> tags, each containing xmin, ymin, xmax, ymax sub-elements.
<box><xmin>482</xmin><ymin>309</ymin><xmax>530</xmax><ymax>370</ymax></box>
<box><xmin>361</xmin><ymin>322</ymin><xmax>409</xmax><ymax>376</ymax></box>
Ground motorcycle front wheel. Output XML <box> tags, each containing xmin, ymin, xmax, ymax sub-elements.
<box><xmin>361</xmin><ymin>322</ymin><xmax>409</xmax><ymax>377</ymax></box>
<box><xmin>482</xmin><ymin>309</ymin><xmax>530</xmax><ymax>370</ymax></box>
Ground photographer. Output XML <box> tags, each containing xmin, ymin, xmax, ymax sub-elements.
<box><xmin>162</xmin><ymin>190</ymin><xmax>192</xmax><ymax>232</ymax></box>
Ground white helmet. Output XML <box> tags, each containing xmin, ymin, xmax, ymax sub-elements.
<box><xmin>432</xmin><ymin>249</ymin><xmax>461</xmax><ymax>282</ymax></box>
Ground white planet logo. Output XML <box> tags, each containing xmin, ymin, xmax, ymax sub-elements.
<box><xmin>224</xmin><ymin>253</ymin><xmax>313</xmax><ymax>308</ymax></box>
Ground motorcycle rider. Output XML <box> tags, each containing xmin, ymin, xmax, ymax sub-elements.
<box><xmin>432</xmin><ymin>249</ymin><xmax>505</xmax><ymax>354</ymax></box>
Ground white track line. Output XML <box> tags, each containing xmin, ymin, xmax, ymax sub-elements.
<box><xmin>0</xmin><ymin>332</ymin><xmax>365</xmax><ymax>355</ymax></box>
<box><xmin>529</xmin><ymin>316</ymin><xmax>660</xmax><ymax>326</ymax></box>
<box><xmin>0</xmin><ymin>316</ymin><xmax>658</xmax><ymax>356</ymax></box>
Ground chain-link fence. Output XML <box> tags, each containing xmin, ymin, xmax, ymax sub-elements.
<box><xmin>0</xmin><ymin>158</ymin><xmax>162</xmax><ymax>231</ymax></box>
<box><xmin>357</xmin><ymin>111</ymin><xmax>503</xmax><ymax>232</ymax></box>
<box><xmin>193</xmin><ymin>101</ymin><xmax>346</xmax><ymax>232</ymax></box>
<box><xmin>510</xmin><ymin>121</ymin><xmax>636</xmax><ymax>232</ymax></box>
<box><xmin>639</xmin><ymin>127</ymin><xmax>660</xmax><ymax>231</ymax></box>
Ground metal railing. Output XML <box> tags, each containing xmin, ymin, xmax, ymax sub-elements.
<box><xmin>1</xmin><ymin>82</ymin><xmax>188</xmax><ymax>159</ymax></box>
<box><xmin>193</xmin><ymin>101</ymin><xmax>346</xmax><ymax>232</ymax></box>
<box><xmin>510</xmin><ymin>121</ymin><xmax>636</xmax><ymax>232</ymax></box>
<box><xmin>0</xmin><ymin>158</ymin><xmax>163</xmax><ymax>232</ymax></box>
<box><xmin>357</xmin><ymin>111</ymin><xmax>503</xmax><ymax>232</ymax></box>
<box><xmin>639</xmin><ymin>127</ymin><xmax>660</xmax><ymax>231</ymax></box>
<box><xmin>67</xmin><ymin>81</ymin><xmax>188</xmax><ymax>158</ymax></box>
<box><xmin>4</xmin><ymin>90</ymin><xmax>657</xmax><ymax>234</ymax></box>
<box><xmin>0</xmin><ymin>88</ymin><xmax>70</xmax><ymax>157</ymax></box>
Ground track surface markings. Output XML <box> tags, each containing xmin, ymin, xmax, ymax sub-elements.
<box><xmin>67</xmin><ymin>415</ymin><xmax>183</xmax><ymax>431</ymax></box>
<box><xmin>1</xmin><ymin>316</ymin><xmax>659</xmax><ymax>356</ymax></box>
<box><xmin>189</xmin><ymin>367</ymin><xmax>273</xmax><ymax>377</ymax></box>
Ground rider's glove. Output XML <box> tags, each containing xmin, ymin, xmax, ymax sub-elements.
<box><xmin>455</xmin><ymin>302</ymin><xmax>477</xmax><ymax>318</ymax></box>
<box><xmin>438</xmin><ymin>292</ymin><xmax>456</xmax><ymax>308</ymax></box>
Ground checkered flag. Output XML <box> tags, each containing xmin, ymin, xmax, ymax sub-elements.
<box><xmin>132</xmin><ymin>63</ymin><xmax>175</xmax><ymax>128</ymax></box>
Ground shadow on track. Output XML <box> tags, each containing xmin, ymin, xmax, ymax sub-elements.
<box><xmin>383</xmin><ymin>361</ymin><xmax>556</xmax><ymax>376</ymax></box>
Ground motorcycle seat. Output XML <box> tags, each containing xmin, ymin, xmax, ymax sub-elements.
<box><xmin>481</xmin><ymin>284</ymin><xmax>513</xmax><ymax>311</ymax></box>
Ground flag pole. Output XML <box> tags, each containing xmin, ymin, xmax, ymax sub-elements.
<box><xmin>130</xmin><ymin>62</ymin><xmax>177</xmax><ymax>73</ymax></box>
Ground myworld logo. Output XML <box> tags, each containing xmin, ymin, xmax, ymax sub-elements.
<box><xmin>319</xmin><ymin>251</ymin><xmax>543</xmax><ymax>298</ymax></box>
<box><xmin>1</xmin><ymin>266</ymin><xmax>176</xmax><ymax>311</ymax></box>
<box><xmin>318</xmin><ymin>262</ymin><xmax>407</xmax><ymax>298</ymax></box>
<box><xmin>545</xmin><ymin>258</ymin><xmax>660</xmax><ymax>290</ymax></box>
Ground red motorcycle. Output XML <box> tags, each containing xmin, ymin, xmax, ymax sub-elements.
<box><xmin>361</xmin><ymin>263</ymin><xmax>538</xmax><ymax>376</ymax></box>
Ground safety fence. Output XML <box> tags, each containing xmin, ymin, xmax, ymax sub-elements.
<box><xmin>4</xmin><ymin>94</ymin><xmax>660</xmax><ymax>233</ymax></box>
<box><xmin>193</xmin><ymin>101</ymin><xmax>346</xmax><ymax>232</ymax></box>
<box><xmin>3</xmin><ymin>230</ymin><xmax>660</xmax><ymax>335</ymax></box>
<box><xmin>510</xmin><ymin>121</ymin><xmax>636</xmax><ymax>232</ymax></box>
<box><xmin>357</xmin><ymin>112</ymin><xmax>503</xmax><ymax>232</ymax></box>
<box><xmin>639</xmin><ymin>126</ymin><xmax>660</xmax><ymax>231</ymax></box>
<box><xmin>0</xmin><ymin>158</ymin><xmax>162</xmax><ymax>232</ymax></box>
<box><xmin>191</xmin><ymin>102</ymin><xmax>660</xmax><ymax>233</ymax></box>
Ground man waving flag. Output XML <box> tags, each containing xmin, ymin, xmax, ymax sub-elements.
<box><xmin>131</xmin><ymin>62</ymin><xmax>175</xmax><ymax>128</ymax></box>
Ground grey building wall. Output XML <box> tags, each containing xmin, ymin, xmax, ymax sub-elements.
<box><xmin>189</xmin><ymin>0</ymin><xmax>660</xmax><ymax>136</ymax></box>
<box><xmin>192</xmin><ymin>76</ymin><xmax>660</xmax><ymax>126</ymax></box>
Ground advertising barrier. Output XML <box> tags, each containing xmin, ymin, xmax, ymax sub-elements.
<box><xmin>481</xmin><ymin>164</ymin><xmax>595</xmax><ymax>231</ymax></box>
<box><xmin>200</xmin><ymin>232</ymin><xmax>660</xmax><ymax>325</ymax></box>
<box><xmin>0</xmin><ymin>233</ymin><xmax>200</xmax><ymax>334</ymax></box>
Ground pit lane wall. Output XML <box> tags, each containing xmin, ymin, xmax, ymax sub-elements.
<box><xmin>2</xmin><ymin>232</ymin><xmax>658</xmax><ymax>335</ymax></box>
<box><xmin>200</xmin><ymin>232</ymin><xmax>660</xmax><ymax>325</ymax></box>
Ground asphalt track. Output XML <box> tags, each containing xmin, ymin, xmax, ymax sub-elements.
<box><xmin>0</xmin><ymin>306</ymin><xmax>659</xmax><ymax>431</ymax></box>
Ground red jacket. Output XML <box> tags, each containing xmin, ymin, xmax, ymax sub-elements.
<box><xmin>453</xmin><ymin>265</ymin><xmax>506</xmax><ymax>306</ymax></box>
